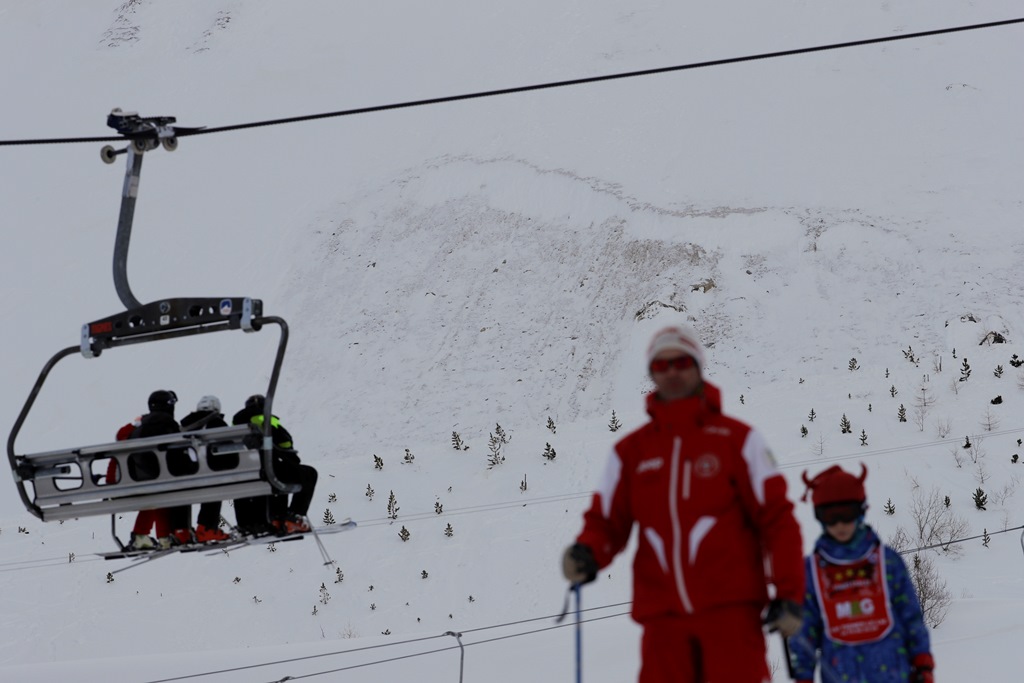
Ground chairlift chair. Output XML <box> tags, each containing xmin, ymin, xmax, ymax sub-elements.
<box><xmin>6</xmin><ymin>110</ymin><xmax>297</xmax><ymax>550</ymax></box>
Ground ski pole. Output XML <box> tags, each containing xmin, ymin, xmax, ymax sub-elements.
<box><xmin>781</xmin><ymin>633</ymin><xmax>795</xmax><ymax>680</ymax></box>
<box><xmin>573</xmin><ymin>583</ymin><xmax>582</xmax><ymax>683</ymax></box>
<box><xmin>554</xmin><ymin>583</ymin><xmax>584</xmax><ymax>682</ymax></box>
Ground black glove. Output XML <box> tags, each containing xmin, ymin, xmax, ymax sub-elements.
<box><xmin>562</xmin><ymin>543</ymin><xmax>598</xmax><ymax>585</ymax></box>
<box><xmin>762</xmin><ymin>598</ymin><xmax>803</xmax><ymax>637</ymax></box>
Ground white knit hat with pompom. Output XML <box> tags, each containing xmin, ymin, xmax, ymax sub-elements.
<box><xmin>646</xmin><ymin>325</ymin><xmax>706</xmax><ymax>370</ymax></box>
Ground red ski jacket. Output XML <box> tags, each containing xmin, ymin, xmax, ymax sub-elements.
<box><xmin>576</xmin><ymin>383</ymin><xmax>804</xmax><ymax>622</ymax></box>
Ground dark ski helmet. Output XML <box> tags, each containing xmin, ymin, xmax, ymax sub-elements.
<box><xmin>245</xmin><ymin>394</ymin><xmax>266</xmax><ymax>412</ymax></box>
<box><xmin>148</xmin><ymin>389</ymin><xmax>178</xmax><ymax>414</ymax></box>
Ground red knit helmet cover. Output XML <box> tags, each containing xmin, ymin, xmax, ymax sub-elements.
<box><xmin>801</xmin><ymin>464</ymin><xmax>867</xmax><ymax>507</ymax></box>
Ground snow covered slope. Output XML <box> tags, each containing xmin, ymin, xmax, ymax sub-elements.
<box><xmin>1</xmin><ymin>2</ymin><xmax>1023</xmax><ymax>680</ymax></box>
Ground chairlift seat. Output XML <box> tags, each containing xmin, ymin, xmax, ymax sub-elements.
<box><xmin>18</xmin><ymin>425</ymin><xmax>273</xmax><ymax>522</ymax></box>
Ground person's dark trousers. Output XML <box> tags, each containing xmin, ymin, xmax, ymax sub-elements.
<box><xmin>167</xmin><ymin>505</ymin><xmax>191</xmax><ymax>532</ymax></box>
<box><xmin>234</xmin><ymin>496</ymin><xmax>270</xmax><ymax>532</ymax></box>
<box><xmin>197</xmin><ymin>501</ymin><xmax>222</xmax><ymax>529</ymax></box>
<box><xmin>272</xmin><ymin>457</ymin><xmax>318</xmax><ymax>517</ymax></box>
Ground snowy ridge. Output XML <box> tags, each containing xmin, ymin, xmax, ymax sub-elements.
<box><xmin>2</xmin><ymin>1</ymin><xmax>1024</xmax><ymax>681</ymax></box>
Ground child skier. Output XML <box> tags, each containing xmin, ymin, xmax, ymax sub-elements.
<box><xmin>790</xmin><ymin>464</ymin><xmax>935</xmax><ymax>683</ymax></box>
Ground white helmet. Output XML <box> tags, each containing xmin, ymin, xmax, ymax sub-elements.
<box><xmin>196</xmin><ymin>395</ymin><xmax>222</xmax><ymax>413</ymax></box>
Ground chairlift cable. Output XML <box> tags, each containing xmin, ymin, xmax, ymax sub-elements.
<box><xmin>0</xmin><ymin>16</ymin><xmax>1021</xmax><ymax>147</ymax></box>
<box><xmin>780</xmin><ymin>425</ymin><xmax>1024</xmax><ymax>471</ymax></box>
<box><xmin>898</xmin><ymin>524</ymin><xmax>1024</xmax><ymax>555</ymax></box>
<box><xmin>140</xmin><ymin>607</ymin><xmax>632</xmax><ymax>683</ymax></box>
<box><xmin>156</xmin><ymin>515</ymin><xmax>1023</xmax><ymax>681</ymax></box>
<box><xmin>252</xmin><ymin>612</ymin><xmax>633</xmax><ymax>683</ymax></box>
<box><xmin>3</xmin><ymin>520</ymin><xmax>1016</xmax><ymax>678</ymax></box>
<box><xmin>141</xmin><ymin>634</ymin><xmax>449</xmax><ymax>683</ymax></box>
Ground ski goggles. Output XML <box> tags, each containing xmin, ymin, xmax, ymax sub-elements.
<box><xmin>814</xmin><ymin>502</ymin><xmax>865</xmax><ymax>526</ymax></box>
<box><xmin>649</xmin><ymin>355</ymin><xmax>698</xmax><ymax>373</ymax></box>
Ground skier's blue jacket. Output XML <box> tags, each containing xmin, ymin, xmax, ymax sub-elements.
<box><xmin>790</xmin><ymin>524</ymin><xmax>931</xmax><ymax>682</ymax></box>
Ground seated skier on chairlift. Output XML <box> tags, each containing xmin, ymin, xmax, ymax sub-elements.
<box><xmin>232</xmin><ymin>394</ymin><xmax>317</xmax><ymax>535</ymax></box>
<box><xmin>124</xmin><ymin>390</ymin><xmax>192</xmax><ymax>549</ymax></box>
<box><xmin>108</xmin><ymin>411</ymin><xmax>169</xmax><ymax>551</ymax></box>
<box><xmin>179</xmin><ymin>395</ymin><xmax>233</xmax><ymax>543</ymax></box>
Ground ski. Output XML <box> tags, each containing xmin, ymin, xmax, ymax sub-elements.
<box><xmin>97</xmin><ymin>519</ymin><xmax>356</xmax><ymax>566</ymax></box>
<box><xmin>202</xmin><ymin>519</ymin><xmax>357</xmax><ymax>555</ymax></box>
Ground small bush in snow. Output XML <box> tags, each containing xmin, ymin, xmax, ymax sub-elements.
<box><xmin>910</xmin><ymin>554</ymin><xmax>950</xmax><ymax>628</ymax></box>
<box><xmin>486</xmin><ymin>433</ymin><xmax>505</xmax><ymax>469</ymax></box>
<box><xmin>903</xmin><ymin>346</ymin><xmax>918</xmax><ymax>364</ymax></box>
<box><xmin>494</xmin><ymin>423</ymin><xmax>511</xmax><ymax>444</ymax></box>
<box><xmin>387</xmin><ymin>490</ymin><xmax>399</xmax><ymax>519</ymax></box>
<box><xmin>840</xmin><ymin>414</ymin><xmax>852</xmax><ymax>434</ymax></box>
<box><xmin>910</xmin><ymin>487</ymin><xmax>968</xmax><ymax>553</ymax></box>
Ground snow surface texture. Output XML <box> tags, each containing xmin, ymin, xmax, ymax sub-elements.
<box><xmin>1</xmin><ymin>1</ymin><xmax>1023</xmax><ymax>681</ymax></box>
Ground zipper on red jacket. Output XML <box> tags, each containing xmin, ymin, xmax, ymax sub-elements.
<box><xmin>668</xmin><ymin>436</ymin><xmax>695</xmax><ymax>614</ymax></box>
<box><xmin>682</xmin><ymin>457</ymin><xmax>692</xmax><ymax>500</ymax></box>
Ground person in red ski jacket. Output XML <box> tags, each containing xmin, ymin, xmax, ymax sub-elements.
<box><xmin>562</xmin><ymin>325</ymin><xmax>805</xmax><ymax>683</ymax></box>
<box><xmin>107</xmin><ymin>415</ymin><xmax>168</xmax><ymax>550</ymax></box>
<box><xmin>106</xmin><ymin>392</ymin><xmax>182</xmax><ymax>549</ymax></box>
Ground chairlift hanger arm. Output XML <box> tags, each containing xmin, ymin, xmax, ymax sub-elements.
<box><xmin>7</xmin><ymin>345</ymin><xmax>80</xmax><ymax>517</ymax></box>
<box><xmin>253</xmin><ymin>315</ymin><xmax>299</xmax><ymax>495</ymax></box>
<box><xmin>101</xmin><ymin>109</ymin><xmax>196</xmax><ymax>310</ymax></box>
